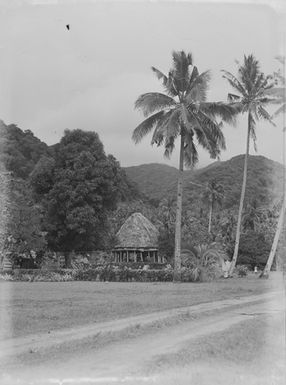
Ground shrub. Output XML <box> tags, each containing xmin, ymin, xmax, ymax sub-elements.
<box><xmin>0</xmin><ymin>273</ymin><xmax>14</xmax><ymax>281</ymax></box>
<box><xmin>181</xmin><ymin>243</ymin><xmax>224</xmax><ymax>281</ymax></box>
<box><xmin>73</xmin><ymin>268</ymin><xmax>100</xmax><ymax>281</ymax></box>
<box><xmin>235</xmin><ymin>265</ymin><xmax>248</xmax><ymax>277</ymax></box>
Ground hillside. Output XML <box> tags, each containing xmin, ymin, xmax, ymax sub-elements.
<box><xmin>0</xmin><ymin>120</ymin><xmax>50</xmax><ymax>179</ymax></box>
<box><xmin>125</xmin><ymin>163</ymin><xmax>183</xmax><ymax>202</ymax></box>
<box><xmin>125</xmin><ymin>155</ymin><xmax>284</xmax><ymax>208</ymax></box>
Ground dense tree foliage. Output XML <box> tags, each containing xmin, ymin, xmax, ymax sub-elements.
<box><xmin>34</xmin><ymin>129</ymin><xmax>135</xmax><ymax>252</ymax></box>
<box><xmin>0</xmin><ymin>122</ymin><xmax>140</xmax><ymax>264</ymax></box>
<box><xmin>0</xmin><ymin>120</ymin><xmax>49</xmax><ymax>178</ymax></box>
<box><xmin>4</xmin><ymin>178</ymin><xmax>47</xmax><ymax>266</ymax></box>
<box><xmin>236</xmin><ymin>231</ymin><xmax>271</xmax><ymax>269</ymax></box>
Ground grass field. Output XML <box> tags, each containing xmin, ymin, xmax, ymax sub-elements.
<box><xmin>0</xmin><ymin>274</ymin><xmax>280</xmax><ymax>340</ymax></box>
<box><xmin>148</xmin><ymin>315</ymin><xmax>285</xmax><ymax>385</ymax></box>
<box><xmin>0</xmin><ymin>276</ymin><xmax>280</xmax><ymax>339</ymax></box>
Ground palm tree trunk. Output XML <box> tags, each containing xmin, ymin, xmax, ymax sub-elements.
<box><xmin>208</xmin><ymin>201</ymin><xmax>213</xmax><ymax>233</ymax></box>
<box><xmin>261</xmin><ymin>194</ymin><xmax>286</xmax><ymax>277</ymax></box>
<box><xmin>173</xmin><ymin>134</ymin><xmax>184</xmax><ymax>282</ymax></box>
<box><xmin>229</xmin><ymin>113</ymin><xmax>251</xmax><ymax>276</ymax></box>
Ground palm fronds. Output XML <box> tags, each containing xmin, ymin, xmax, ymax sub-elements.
<box><xmin>183</xmin><ymin>132</ymin><xmax>198</xmax><ymax>167</ymax></box>
<box><xmin>151</xmin><ymin>67</ymin><xmax>168</xmax><ymax>85</ymax></box>
<box><xmin>172</xmin><ymin>51</ymin><xmax>193</xmax><ymax>92</ymax></box>
<box><xmin>186</xmin><ymin>70</ymin><xmax>211</xmax><ymax>102</ymax></box>
<box><xmin>257</xmin><ymin>106</ymin><xmax>275</xmax><ymax>125</ymax></box>
<box><xmin>200</xmin><ymin>102</ymin><xmax>240</xmax><ymax>124</ymax></box>
<box><xmin>135</xmin><ymin>93</ymin><xmax>176</xmax><ymax>117</ymax></box>
<box><xmin>150</xmin><ymin>108</ymin><xmax>180</xmax><ymax>145</ymax></box>
<box><xmin>132</xmin><ymin>110</ymin><xmax>166</xmax><ymax>144</ymax></box>
<box><xmin>222</xmin><ymin>70</ymin><xmax>247</xmax><ymax>97</ymax></box>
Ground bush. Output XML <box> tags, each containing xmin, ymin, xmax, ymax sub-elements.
<box><xmin>235</xmin><ymin>265</ymin><xmax>248</xmax><ymax>277</ymax></box>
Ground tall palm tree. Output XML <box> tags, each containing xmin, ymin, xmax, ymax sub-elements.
<box><xmin>201</xmin><ymin>179</ymin><xmax>224</xmax><ymax>233</ymax></box>
<box><xmin>262</xmin><ymin>56</ymin><xmax>286</xmax><ymax>276</ymax></box>
<box><xmin>222</xmin><ymin>55</ymin><xmax>277</xmax><ymax>276</ymax></box>
<box><xmin>132</xmin><ymin>51</ymin><xmax>237</xmax><ymax>282</ymax></box>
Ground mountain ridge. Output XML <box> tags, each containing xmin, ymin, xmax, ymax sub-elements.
<box><xmin>124</xmin><ymin>155</ymin><xmax>284</xmax><ymax>208</ymax></box>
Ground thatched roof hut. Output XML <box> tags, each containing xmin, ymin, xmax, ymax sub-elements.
<box><xmin>113</xmin><ymin>212</ymin><xmax>161</xmax><ymax>263</ymax></box>
<box><xmin>116</xmin><ymin>212</ymin><xmax>158</xmax><ymax>249</ymax></box>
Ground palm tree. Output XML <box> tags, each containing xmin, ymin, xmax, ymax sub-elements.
<box><xmin>201</xmin><ymin>179</ymin><xmax>224</xmax><ymax>233</ymax></box>
<box><xmin>222</xmin><ymin>55</ymin><xmax>276</xmax><ymax>276</ymax></box>
<box><xmin>132</xmin><ymin>51</ymin><xmax>237</xmax><ymax>282</ymax></box>
<box><xmin>261</xmin><ymin>56</ymin><xmax>286</xmax><ymax>276</ymax></box>
<box><xmin>261</xmin><ymin>201</ymin><xmax>285</xmax><ymax>277</ymax></box>
<box><xmin>181</xmin><ymin>243</ymin><xmax>225</xmax><ymax>281</ymax></box>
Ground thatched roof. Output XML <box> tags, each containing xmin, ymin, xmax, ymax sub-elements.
<box><xmin>115</xmin><ymin>212</ymin><xmax>159</xmax><ymax>249</ymax></box>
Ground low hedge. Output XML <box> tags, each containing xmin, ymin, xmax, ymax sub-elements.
<box><xmin>2</xmin><ymin>265</ymin><xmax>217</xmax><ymax>283</ymax></box>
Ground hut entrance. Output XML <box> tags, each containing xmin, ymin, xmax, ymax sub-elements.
<box><xmin>113</xmin><ymin>248</ymin><xmax>161</xmax><ymax>263</ymax></box>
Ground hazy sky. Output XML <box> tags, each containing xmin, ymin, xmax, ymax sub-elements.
<box><xmin>0</xmin><ymin>0</ymin><xmax>285</xmax><ymax>168</ymax></box>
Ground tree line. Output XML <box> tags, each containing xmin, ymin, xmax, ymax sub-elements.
<box><xmin>0</xmin><ymin>124</ymin><xmax>141</xmax><ymax>267</ymax></box>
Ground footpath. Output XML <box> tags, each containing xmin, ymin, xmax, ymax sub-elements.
<box><xmin>0</xmin><ymin>291</ymin><xmax>281</xmax><ymax>360</ymax></box>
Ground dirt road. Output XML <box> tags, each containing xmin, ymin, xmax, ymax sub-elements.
<box><xmin>1</xmin><ymin>289</ymin><xmax>285</xmax><ymax>385</ymax></box>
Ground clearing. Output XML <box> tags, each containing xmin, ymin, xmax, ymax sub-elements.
<box><xmin>0</xmin><ymin>274</ymin><xmax>279</xmax><ymax>339</ymax></box>
<box><xmin>0</xmin><ymin>274</ymin><xmax>285</xmax><ymax>385</ymax></box>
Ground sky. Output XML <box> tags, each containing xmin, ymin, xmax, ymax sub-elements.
<box><xmin>0</xmin><ymin>0</ymin><xmax>285</xmax><ymax>169</ymax></box>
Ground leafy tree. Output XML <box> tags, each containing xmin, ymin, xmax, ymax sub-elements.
<box><xmin>157</xmin><ymin>197</ymin><xmax>176</xmax><ymax>261</ymax></box>
<box><xmin>157</xmin><ymin>197</ymin><xmax>176</xmax><ymax>232</ymax></box>
<box><xmin>222</xmin><ymin>55</ymin><xmax>277</xmax><ymax>275</ymax></box>
<box><xmin>182</xmin><ymin>211</ymin><xmax>211</xmax><ymax>248</ymax></box>
<box><xmin>158</xmin><ymin>228</ymin><xmax>175</xmax><ymax>262</ymax></box>
<box><xmin>106</xmin><ymin>155</ymin><xmax>141</xmax><ymax>202</ymax></box>
<box><xmin>43</xmin><ymin>129</ymin><xmax>125</xmax><ymax>254</ymax></box>
<box><xmin>30</xmin><ymin>156</ymin><xmax>55</xmax><ymax>198</ymax></box>
<box><xmin>133</xmin><ymin>51</ymin><xmax>237</xmax><ymax>281</ymax></box>
<box><xmin>4</xmin><ymin>178</ymin><xmax>47</xmax><ymax>266</ymax></box>
<box><xmin>236</xmin><ymin>231</ymin><xmax>271</xmax><ymax>269</ymax></box>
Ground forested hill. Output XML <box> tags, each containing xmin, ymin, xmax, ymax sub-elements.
<box><xmin>125</xmin><ymin>155</ymin><xmax>284</xmax><ymax>208</ymax></box>
<box><xmin>0</xmin><ymin>120</ymin><xmax>50</xmax><ymax>178</ymax></box>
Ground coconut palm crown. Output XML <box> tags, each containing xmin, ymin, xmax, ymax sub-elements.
<box><xmin>133</xmin><ymin>51</ymin><xmax>237</xmax><ymax>165</ymax></box>
<box><xmin>222</xmin><ymin>55</ymin><xmax>277</xmax><ymax>150</ymax></box>
<box><xmin>132</xmin><ymin>51</ymin><xmax>238</xmax><ymax>282</ymax></box>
